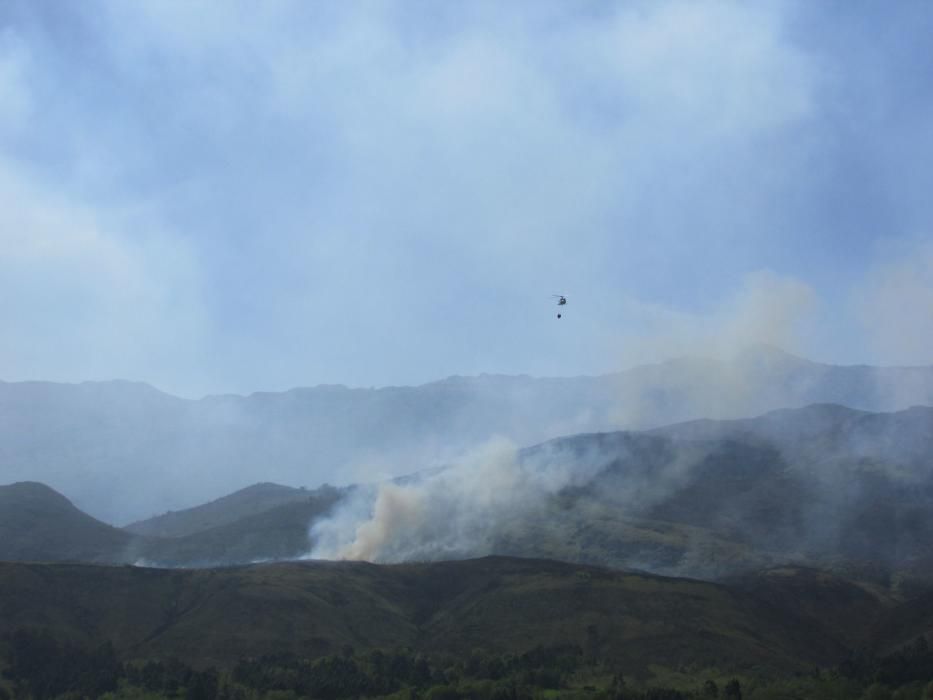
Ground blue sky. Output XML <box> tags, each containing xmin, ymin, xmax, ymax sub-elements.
<box><xmin>1</xmin><ymin>0</ymin><xmax>932</xmax><ymax>396</ymax></box>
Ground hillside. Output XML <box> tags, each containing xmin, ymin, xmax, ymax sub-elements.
<box><xmin>135</xmin><ymin>485</ymin><xmax>345</xmax><ymax>566</ymax></box>
<box><xmin>5</xmin><ymin>347</ymin><xmax>933</xmax><ymax>524</ymax></box>
<box><xmin>0</xmin><ymin>557</ymin><xmax>904</xmax><ymax>673</ymax></box>
<box><xmin>0</xmin><ymin>481</ymin><xmax>348</xmax><ymax>568</ymax></box>
<box><xmin>0</xmin><ymin>482</ymin><xmax>136</xmax><ymax>563</ymax></box>
<box><xmin>653</xmin><ymin>403</ymin><xmax>933</xmax><ymax>475</ymax></box>
<box><xmin>4</xmin><ymin>403</ymin><xmax>933</xmax><ymax>579</ymax></box>
<box><xmin>304</xmin><ymin>404</ymin><xmax>933</xmax><ymax>579</ymax></box>
<box><xmin>125</xmin><ymin>482</ymin><xmax>328</xmax><ymax>538</ymax></box>
<box><xmin>517</xmin><ymin>406</ymin><xmax>933</xmax><ymax>576</ymax></box>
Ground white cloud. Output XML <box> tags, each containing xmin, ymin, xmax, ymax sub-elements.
<box><xmin>615</xmin><ymin>269</ymin><xmax>817</xmax><ymax>365</ymax></box>
<box><xmin>594</xmin><ymin>1</ymin><xmax>815</xmax><ymax>136</ymax></box>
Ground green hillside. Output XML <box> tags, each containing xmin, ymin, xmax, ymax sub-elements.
<box><xmin>125</xmin><ymin>482</ymin><xmax>328</xmax><ymax>538</ymax></box>
<box><xmin>0</xmin><ymin>556</ymin><xmax>906</xmax><ymax>671</ymax></box>
<box><xmin>135</xmin><ymin>487</ymin><xmax>344</xmax><ymax>566</ymax></box>
<box><xmin>0</xmin><ymin>481</ymin><xmax>344</xmax><ymax>568</ymax></box>
<box><xmin>2</xmin><ymin>557</ymin><xmax>933</xmax><ymax>699</ymax></box>
<box><xmin>0</xmin><ymin>482</ymin><xmax>135</xmax><ymax>563</ymax></box>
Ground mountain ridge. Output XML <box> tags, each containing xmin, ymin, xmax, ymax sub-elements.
<box><xmin>6</xmin><ymin>346</ymin><xmax>914</xmax><ymax>401</ymax></box>
<box><xmin>7</xmin><ymin>347</ymin><xmax>933</xmax><ymax>524</ymax></box>
<box><xmin>4</xmin><ymin>402</ymin><xmax>933</xmax><ymax>581</ymax></box>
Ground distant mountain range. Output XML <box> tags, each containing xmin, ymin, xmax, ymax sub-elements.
<box><xmin>5</xmin><ymin>346</ymin><xmax>933</xmax><ymax>524</ymax></box>
<box><xmin>3</xmin><ymin>402</ymin><xmax>933</xmax><ymax>584</ymax></box>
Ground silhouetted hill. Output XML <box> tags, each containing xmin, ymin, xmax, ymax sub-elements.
<box><xmin>0</xmin><ymin>482</ymin><xmax>136</xmax><ymax>563</ymax></box>
<box><xmin>5</xmin><ymin>348</ymin><xmax>933</xmax><ymax>524</ymax></box>
<box><xmin>0</xmin><ymin>557</ymin><xmax>907</xmax><ymax>673</ymax></box>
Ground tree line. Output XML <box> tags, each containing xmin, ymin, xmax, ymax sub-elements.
<box><xmin>4</xmin><ymin>626</ymin><xmax>933</xmax><ymax>699</ymax></box>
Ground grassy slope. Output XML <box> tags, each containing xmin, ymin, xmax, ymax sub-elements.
<box><xmin>135</xmin><ymin>491</ymin><xmax>343</xmax><ymax>566</ymax></box>
<box><xmin>492</xmin><ymin>498</ymin><xmax>769</xmax><ymax>579</ymax></box>
<box><xmin>124</xmin><ymin>482</ymin><xmax>328</xmax><ymax>538</ymax></box>
<box><xmin>0</xmin><ymin>481</ymin><xmax>344</xmax><ymax>567</ymax></box>
<box><xmin>726</xmin><ymin>566</ymin><xmax>899</xmax><ymax>652</ymax></box>
<box><xmin>0</xmin><ymin>556</ymin><xmax>903</xmax><ymax>675</ymax></box>
<box><xmin>0</xmin><ymin>482</ymin><xmax>135</xmax><ymax>563</ymax></box>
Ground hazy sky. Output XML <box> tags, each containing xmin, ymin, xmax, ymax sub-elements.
<box><xmin>2</xmin><ymin>0</ymin><xmax>932</xmax><ymax>397</ymax></box>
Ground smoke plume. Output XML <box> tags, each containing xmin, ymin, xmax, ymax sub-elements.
<box><xmin>308</xmin><ymin>436</ymin><xmax>617</xmax><ymax>562</ymax></box>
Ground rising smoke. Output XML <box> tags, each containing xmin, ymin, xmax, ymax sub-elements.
<box><xmin>308</xmin><ymin>436</ymin><xmax>634</xmax><ymax>563</ymax></box>
<box><xmin>310</xmin><ymin>439</ymin><xmax>526</xmax><ymax>562</ymax></box>
<box><xmin>303</xmin><ymin>261</ymin><xmax>933</xmax><ymax>568</ymax></box>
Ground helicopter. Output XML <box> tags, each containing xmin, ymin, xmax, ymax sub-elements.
<box><xmin>552</xmin><ymin>294</ymin><xmax>567</xmax><ymax>318</ymax></box>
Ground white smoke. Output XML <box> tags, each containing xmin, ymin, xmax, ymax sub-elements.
<box><xmin>302</xmin><ymin>270</ymin><xmax>830</xmax><ymax>565</ymax></box>
<box><xmin>604</xmin><ymin>270</ymin><xmax>821</xmax><ymax>427</ymax></box>
<box><xmin>307</xmin><ymin>437</ymin><xmax>608</xmax><ymax>562</ymax></box>
<box><xmin>615</xmin><ymin>270</ymin><xmax>816</xmax><ymax>369</ymax></box>
<box><xmin>857</xmin><ymin>240</ymin><xmax>933</xmax><ymax>367</ymax></box>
